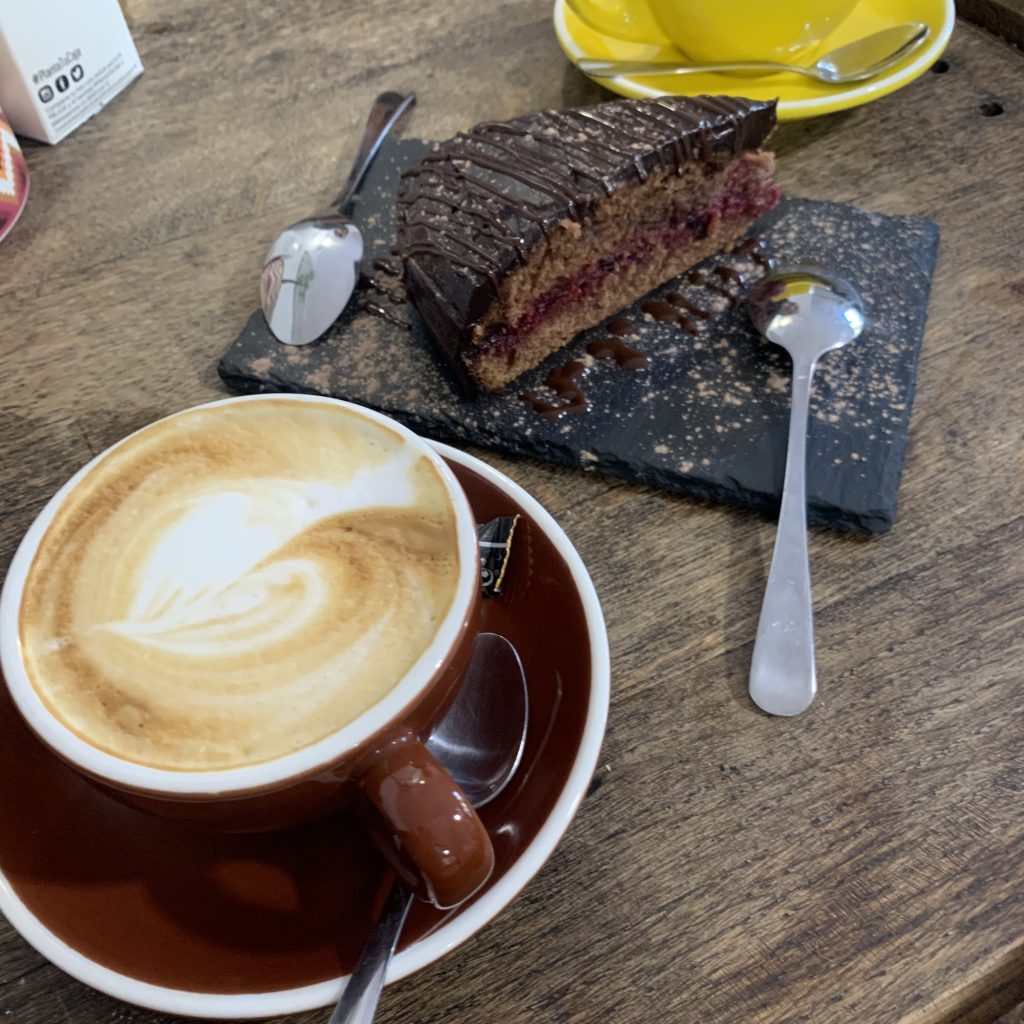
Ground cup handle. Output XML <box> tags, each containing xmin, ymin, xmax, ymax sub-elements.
<box><xmin>564</xmin><ymin>0</ymin><xmax>673</xmax><ymax>45</ymax></box>
<box><xmin>357</xmin><ymin>729</ymin><xmax>495</xmax><ymax>910</ymax></box>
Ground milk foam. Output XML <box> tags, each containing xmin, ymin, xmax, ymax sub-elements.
<box><xmin>19</xmin><ymin>401</ymin><xmax>461</xmax><ymax>771</ymax></box>
<box><xmin>110</xmin><ymin>456</ymin><xmax>418</xmax><ymax>650</ymax></box>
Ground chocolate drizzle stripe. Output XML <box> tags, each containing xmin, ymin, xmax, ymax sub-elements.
<box><xmin>473</xmin><ymin>129</ymin><xmax>600</xmax><ymax>197</ymax></box>
<box><xmin>472</xmin><ymin>122</ymin><xmax>531</xmax><ymax>137</ymax></box>
<box><xmin>529</xmin><ymin>113</ymin><xmax>625</xmax><ymax>194</ymax></box>
<box><xmin>568</xmin><ymin>109</ymin><xmax>650</xmax><ymax>182</ymax></box>
<box><xmin>408</xmin><ymin>170</ymin><xmax>549</xmax><ymax>249</ymax></box>
<box><xmin>446</xmin><ymin>134</ymin><xmax>584</xmax><ymax>208</ymax></box>
<box><xmin>651</xmin><ymin>99</ymin><xmax>701</xmax><ymax>164</ymax></box>
<box><xmin>498</xmin><ymin>138</ymin><xmax>616</xmax><ymax>197</ymax></box>
<box><xmin>404</xmin><ymin>239</ymin><xmax>502</xmax><ymax>292</ymax></box>
<box><xmin>411</xmin><ymin>150</ymin><xmax>579</xmax><ymax>211</ymax></box>
<box><xmin>620</xmin><ymin>105</ymin><xmax>688</xmax><ymax>171</ymax></box>
<box><xmin>459</xmin><ymin>175</ymin><xmax>553</xmax><ymax>236</ymax></box>
<box><xmin>410</xmin><ymin>188</ymin><xmax>532</xmax><ymax>262</ymax></box>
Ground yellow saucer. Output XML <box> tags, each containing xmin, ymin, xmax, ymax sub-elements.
<box><xmin>553</xmin><ymin>0</ymin><xmax>954</xmax><ymax>120</ymax></box>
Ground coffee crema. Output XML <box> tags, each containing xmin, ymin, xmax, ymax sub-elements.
<box><xmin>19</xmin><ymin>400</ymin><xmax>461</xmax><ymax>771</ymax></box>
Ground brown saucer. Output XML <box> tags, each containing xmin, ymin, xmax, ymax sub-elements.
<box><xmin>0</xmin><ymin>446</ymin><xmax>609</xmax><ymax>1017</ymax></box>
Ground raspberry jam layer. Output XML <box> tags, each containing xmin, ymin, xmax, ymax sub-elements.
<box><xmin>483</xmin><ymin>160</ymin><xmax>780</xmax><ymax>357</ymax></box>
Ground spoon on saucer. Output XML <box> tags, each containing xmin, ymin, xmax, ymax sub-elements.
<box><xmin>261</xmin><ymin>90</ymin><xmax>416</xmax><ymax>347</ymax></box>
<box><xmin>577</xmin><ymin>22</ymin><xmax>928</xmax><ymax>84</ymax></box>
<box><xmin>747</xmin><ymin>267</ymin><xmax>866</xmax><ymax>717</ymax></box>
<box><xmin>329</xmin><ymin>632</ymin><xmax>528</xmax><ymax>1024</ymax></box>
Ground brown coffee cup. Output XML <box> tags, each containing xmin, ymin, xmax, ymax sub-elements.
<box><xmin>0</xmin><ymin>395</ymin><xmax>494</xmax><ymax>909</ymax></box>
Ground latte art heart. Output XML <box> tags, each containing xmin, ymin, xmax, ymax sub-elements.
<box><xmin>19</xmin><ymin>401</ymin><xmax>461</xmax><ymax>771</ymax></box>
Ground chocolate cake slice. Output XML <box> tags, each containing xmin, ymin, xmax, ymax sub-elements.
<box><xmin>397</xmin><ymin>95</ymin><xmax>779</xmax><ymax>395</ymax></box>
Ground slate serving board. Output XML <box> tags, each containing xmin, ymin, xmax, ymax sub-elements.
<box><xmin>220</xmin><ymin>136</ymin><xmax>939</xmax><ymax>534</ymax></box>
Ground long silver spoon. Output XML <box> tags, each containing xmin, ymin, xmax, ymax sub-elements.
<box><xmin>261</xmin><ymin>90</ymin><xmax>415</xmax><ymax>347</ymax></box>
<box><xmin>577</xmin><ymin>22</ymin><xmax>928</xmax><ymax>83</ymax></box>
<box><xmin>747</xmin><ymin>267</ymin><xmax>866</xmax><ymax>717</ymax></box>
<box><xmin>330</xmin><ymin>632</ymin><xmax>528</xmax><ymax>1024</ymax></box>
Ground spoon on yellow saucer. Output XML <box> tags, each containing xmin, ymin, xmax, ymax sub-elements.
<box><xmin>577</xmin><ymin>22</ymin><xmax>928</xmax><ymax>84</ymax></box>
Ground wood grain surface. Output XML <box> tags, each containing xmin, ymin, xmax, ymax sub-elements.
<box><xmin>1</xmin><ymin>3</ymin><xmax>1023</xmax><ymax>1023</ymax></box>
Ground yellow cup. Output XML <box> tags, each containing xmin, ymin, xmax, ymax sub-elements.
<box><xmin>565</xmin><ymin>0</ymin><xmax>859</xmax><ymax>62</ymax></box>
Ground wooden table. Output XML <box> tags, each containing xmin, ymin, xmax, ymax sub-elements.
<box><xmin>2</xmin><ymin>2</ymin><xmax>1023</xmax><ymax>1022</ymax></box>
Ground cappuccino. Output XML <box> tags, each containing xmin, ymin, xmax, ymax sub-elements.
<box><xmin>18</xmin><ymin>400</ymin><xmax>461</xmax><ymax>771</ymax></box>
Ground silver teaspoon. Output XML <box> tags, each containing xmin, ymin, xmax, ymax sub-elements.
<box><xmin>747</xmin><ymin>267</ymin><xmax>866</xmax><ymax>716</ymax></box>
<box><xmin>329</xmin><ymin>632</ymin><xmax>528</xmax><ymax>1024</ymax></box>
<box><xmin>578</xmin><ymin>22</ymin><xmax>928</xmax><ymax>83</ymax></box>
<box><xmin>261</xmin><ymin>91</ymin><xmax>415</xmax><ymax>346</ymax></box>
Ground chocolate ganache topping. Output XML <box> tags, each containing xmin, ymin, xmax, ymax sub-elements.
<box><xmin>396</xmin><ymin>95</ymin><xmax>777</xmax><ymax>387</ymax></box>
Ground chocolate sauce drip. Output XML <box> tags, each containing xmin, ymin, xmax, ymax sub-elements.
<box><xmin>642</xmin><ymin>300</ymin><xmax>682</xmax><ymax>323</ymax></box>
<box><xmin>687</xmin><ymin>270</ymin><xmax>739</xmax><ymax>309</ymax></box>
<box><xmin>641</xmin><ymin>299</ymin><xmax>699</xmax><ymax>335</ymax></box>
<box><xmin>607</xmin><ymin>317</ymin><xmax>635</xmax><ymax>336</ymax></box>
<box><xmin>713</xmin><ymin>264</ymin><xmax>745</xmax><ymax>284</ymax></box>
<box><xmin>733</xmin><ymin>235</ymin><xmax>773</xmax><ymax>267</ymax></box>
<box><xmin>705</xmin><ymin>280</ymin><xmax>740</xmax><ymax>308</ymax></box>
<box><xmin>397</xmin><ymin>96</ymin><xmax>778</xmax><ymax>326</ymax></box>
<box><xmin>665</xmin><ymin>291</ymin><xmax>712</xmax><ymax>320</ymax></box>
<box><xmin>357</xmin><ymin>299</ymin><xmax>411</xmax><ymax>330</ymax></box>
<box><xmin>363</xmin><ymin>275</ymin><xmax>407</xmax><ymax>305</ymax></box>
<box><xmin>587</xmin><ymin>337</ymin><xmax>649</xmax><ymax>370</ymax></box>
<box><xmin>520</xmin><ymin>360</ymin><xmax>589</xmax><ymax>420</ymax></box>
<box><xmin>641</xmin><ymin>261</ymin><xmax>756</xmax><ymax>331</ymax></box>
<box><xmin>359</xmin><ymin>264</ymin><xmax>410</xmax><ymax>330</ymax></box>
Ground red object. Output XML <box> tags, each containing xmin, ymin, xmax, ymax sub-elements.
<box><xmin>0</xmin><ymin>109</ymin><xmax>29</xmax><ymax>243</ymax></box>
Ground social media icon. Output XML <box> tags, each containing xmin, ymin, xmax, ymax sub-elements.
<box><xmin>56</xmin><ymin>75</ymin><xmax>70</xmax><ymax>93</ymax></box>
<box><xmin>38</xmin><ymin>85</ymin><xmax>54</xmax><ymax>103</ymax></box>
<box><xmin>71</xmin><ymin>64</ymin><xmax>84</xmax><ymax>82</ymax></box>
